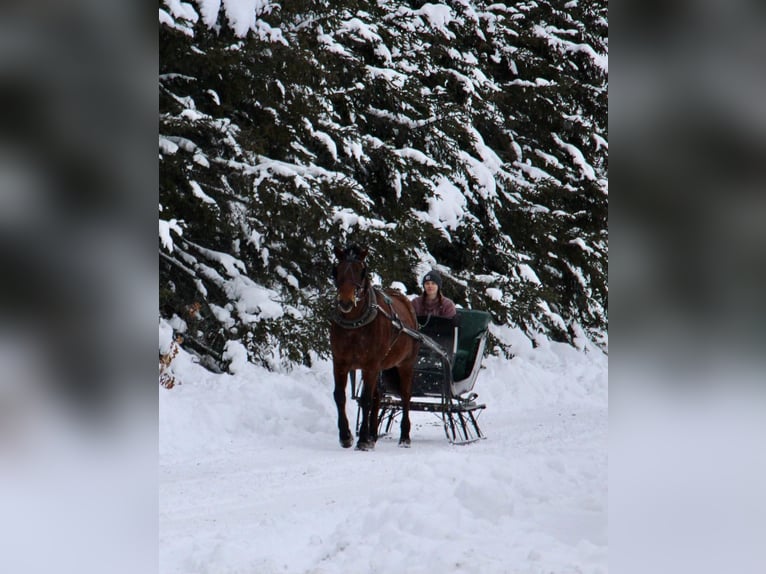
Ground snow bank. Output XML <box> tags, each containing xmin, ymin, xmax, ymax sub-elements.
<box><xmin>160</xmin><ymin>320</ymin><xmax>607</xmax><ymax>573</ymax></box>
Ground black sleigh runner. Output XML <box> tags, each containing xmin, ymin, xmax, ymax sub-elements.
<box><xmin>330</xmin><ymin>245</ymin><xmax>491</xmax><ymax>448</ymax></box>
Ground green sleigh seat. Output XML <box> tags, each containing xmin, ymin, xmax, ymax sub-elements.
<box><xmin>407</xmin><ymin>308</ymin><xmax>491</xmax><ymax>399</ymax></box>
<box><xmin>451</xmin><ymin>309</ymin><xmax>492</xmax><ymax>385</ymax></box>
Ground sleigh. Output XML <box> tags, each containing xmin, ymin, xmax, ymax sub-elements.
<box><xmin>353</xmin><ymin>308</ymin><xmax>492</xmax><ymax>444</ymax></box>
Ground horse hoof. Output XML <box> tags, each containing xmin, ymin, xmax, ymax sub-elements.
<box><xmin>398</xmin><ymin>439</ymin><xmax>411</xmax><ymax>448</ymax></box>
<box><xmin>340</xmin><ymin>438</ymin><xmax>353</xmax><ymax>448</ymax></box>
<box><xmin>355</xmin><ymin>440</ymin><xmax>375</xmax><ymax>451</ymax></box>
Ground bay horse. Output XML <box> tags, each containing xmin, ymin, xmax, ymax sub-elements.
<box><xmin>330</xmin><ymin>245</ymin><xmax>421</xmax><ymax>450</ymax></box>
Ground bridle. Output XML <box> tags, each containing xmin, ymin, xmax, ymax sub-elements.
<box><xmin>331</xmin><ymin>256</ymin><xmax>379</xmax><ymax>328</ymax></box>
<box><xmin>333</xmin><ymin>258</ymin><xmax>369</xmax><ymax>311</ymax></box>
<box><xmin>329</xmin><ymin>252</ymin><xmax>419</xmax><ymax>344</ymax></box>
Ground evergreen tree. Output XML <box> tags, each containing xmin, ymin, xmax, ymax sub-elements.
<box><xmin>159</xmin><ymin>0</ymin><xmax>608</xmax><ymax>370</ymax></box>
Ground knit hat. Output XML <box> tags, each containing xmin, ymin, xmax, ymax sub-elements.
<box><xmin>422</xmin><ymin>269</ymin><xmax>443</xmax><ymax>289</ymax></box>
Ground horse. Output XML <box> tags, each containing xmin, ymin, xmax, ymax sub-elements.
<box><xmin>329</xmin><ymin>245</ymin><xmax>421</xmax><ymax>450</ymax></box>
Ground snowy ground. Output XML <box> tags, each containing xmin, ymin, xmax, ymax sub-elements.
<box><xmin>159</xmin><ymin>326</ymin><xmax>607</xmax><ymax>574</ymax></box>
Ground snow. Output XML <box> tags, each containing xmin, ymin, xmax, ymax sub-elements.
<box><xmin>160</xmin><ymin>320</ymin><xmax>607</xmax><ymax>574</ymax></box>
<box><xmin>515</xmin><ymin>159</ymin><xmax>559</xmax><ymax>183</ymax></box>
<box><xmin>317</xmin><ymin>31</ymin><xmax>353</xmax><ymax>58</ymax></box>
<box><xmin>179</xmin><ymin>108</ymin><xmax>208</xmax><ymax>121</ymax></box>
<box><xmin>552</xmin><ymin>133</ymin><xmax>596</xmax><ymax>181</ymax></box>
<box><xmin>426</xmin><ymin>177</ymin><xmax>468</xmax><ymax>230</ymax></box>
<box><xmin>519</xmin><ymin>263</ymin><xmax>542</xmax><ymax>285</ymax></box>
<box><xmin>159</xmin><ymin>136</ymin><xmax>179</xmax><ymax>155</ymax></box>
<box><xmin>160</xmin><ymin>1</ymin><xmax>286</xmax><ymax>41</ymax></box>
<box><xmin>333</xmin><ymin>208</ymin><xmax>395</xmax><ymax>233</ymax></box>
<box><xmin>159</xmin><ymin>218</ymin><xmax>183</xmax><ymax>252</ymax></box>
<box><xmin>208</xmin><ymin>303</ymin><xmax>233</xmax><ymax>327</ymax></box>
<box><xmin>342</xmin><ymin>138</ymin><xmax>365</xmax><ymax>161</ymax></box>
<box><xmin>396</xmin><ymin>146</ymin><xmax>438</xmax><ymax>166</ymax></box>
<box><xmin>304</xmin><ymin>119</ymin><xmax>339</xmax><ymax>161</ymax></box>
<box><xmin>460</xmin><ymin>151</ymin><xmax>497</xmax><ymax>199</ymax></box>
<box><xmin>165</xmin><ymin>0</ymin><xmax>199</xmax><ymax>24</ymax></box>
<box><xmin>226</xmin><ymin>275</ymin><xmax>284</xmax><ymax>322</ymax></box>
<box><xmin>189</xmin><ymin>242</ymin><xmax>247</xmax><ymax>277</ymax></box>
<box><xmin>367</xmin><ymin>65</ymin><xmax>409</xmax><ymax>88</ymax></box>
<box><xmin>593</xmin><ymin>133</ymin><xmax>608</xmax><ymax>151</ymax></box>
<box><xmin>189</xmin><ymin>180</ymin><xmax>217</xmax><ymax>205</ymax></box>
<box><xmin>156</xmin><ymin>3</ymin><xmax>611</xmax><ymax>569</ymax></box>
<box><xmin>339</xmin><ymin>17</ymin><xmax>382</xmax><ymax>43</ymax></box>
<box><xmin>533</xmin><ymin>24</ymin><xmax>608</xmax><ymax>73</ymax></box>
<box><xmin>417</xmin><ymin>3</ymin><xmax>457</xmax><ymax>40</ymax></box>
<box><xmin>222</xmin><ymin>340</ymin><xmax>249</xmax><ymax>374</ymax></box>
<box><xmin>206</xmin><ymin>89</ymin><xmax>220</xmax><ymax>105</ymax></box>
<box><xmin>486</xmin><ymin>287</ymin><xmax>503</xmax><ymax>301</ymax></box>
<box><xmin>569</xmin><ymin>237</ymin><xmax>595</xmax><ymax>255</ymax></box>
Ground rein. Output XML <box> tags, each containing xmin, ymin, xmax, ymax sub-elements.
<box><xmin>331</xmin><ymin>286</ymin><xmax>427</xmax><ymax>345</ymax></box>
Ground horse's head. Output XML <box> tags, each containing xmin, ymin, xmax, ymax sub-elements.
<box><xmin>333</xmin><ymin>245</ymin><xmax>369</xmax><ymax>314</ymax></box>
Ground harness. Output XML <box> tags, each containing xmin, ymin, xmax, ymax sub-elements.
<box><xmin>332</xmin><ymin>285</ymin><xmax>430</xmax><ymax>345</ymax></box>
<box><xmin>330</xmin><ymin>284</ymin><xmax>380</xmax><ymax>329</ymax></box>
<box><xmin>331</xmin><ymin>285</ymin><xmax>451</xmax><ymax>371</ymax></box>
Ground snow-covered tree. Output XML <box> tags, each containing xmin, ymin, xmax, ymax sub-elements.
<box><xmin>159</xmin><ymin>0</ymin><xmax>608</xmax><ymax>369</ymax></box>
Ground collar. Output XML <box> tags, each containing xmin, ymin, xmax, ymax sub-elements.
<box><xmin>331</xmin><ymin>284</ymin><xmax>378</xmax><ymax>329</ymax></box>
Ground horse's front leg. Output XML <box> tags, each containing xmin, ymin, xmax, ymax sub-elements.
<box><xmin>356</xmin><ymin>369</ymin><xmax>379</xmax><ymax>451</ymax></box>
<box><xmin>333</xmin><ymin>366</ymin><xmax>353</xmax><ymax>448</ymax></box>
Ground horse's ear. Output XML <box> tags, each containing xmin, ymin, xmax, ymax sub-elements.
<box><xmin>334</xmin><ymin>245</ymin><xmax>345</xmax><ymax>260</ymax></box>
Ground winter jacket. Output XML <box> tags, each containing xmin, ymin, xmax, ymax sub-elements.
<box><xmin>411</xmin><ymin>294</ymin><xmax>457</xmax><ymax>319</ymax></box>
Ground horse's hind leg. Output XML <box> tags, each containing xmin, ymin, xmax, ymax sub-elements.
<box><xmin>369</xmin><ymin>375</ymin><xmax>381</xmax><ymax>442</ymax></box>
<box><xmin>397</xmin><ymin>364</ymin><xmax>414</xmax><ymax>447</ymax></box>
<box><xmin>333</xmin><ymin>367</ymin><xmax>353</xmax><ymax>448</ymax></box>
<box><xmin>355</xmin><ymin>369</ymin><xmax>379</xmax><ymax>451</ymax></box>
